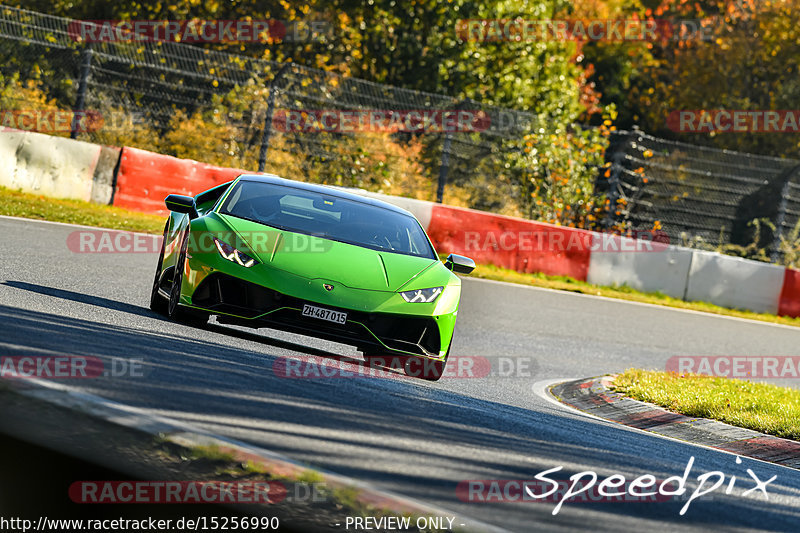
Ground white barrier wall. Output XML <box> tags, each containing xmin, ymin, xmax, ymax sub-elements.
<box><xmin>587</xmin><ymin>235</ymin><xmax>694</xmax><ymax>299</ymax></box>
<box><xmin>0</xmin><ymin>130</ymin><xmax>101</xmax><ymax>201</ymax></box>
<box><xmin>684</xmin><ymin>250</ymin><xmax>785</xmax><ymax>314</ymax></box>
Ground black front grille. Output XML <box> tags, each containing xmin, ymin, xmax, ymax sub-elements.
<box><xmin>192</xmin><ymin>273</ymin><xmax>282</xmax><ymax>318</ymax></box>
<box><xmin>192</xmin><ymin>273</ymin><xmax>441</xmax><ymax>356</ymax></box>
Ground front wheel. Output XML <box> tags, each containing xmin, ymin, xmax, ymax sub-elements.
<box><xmin>167</xmin><ymin>230</ymin><xmax>208</xmax><ymax>327</ymax></box>
<box><xmin>149</xmin><ymin>222</ymin><xmax>169</xmax><ymax>315</ymax></box>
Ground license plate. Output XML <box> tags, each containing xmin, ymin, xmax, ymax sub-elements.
<box><xmin>302</xmin><ymin>304</ymin><xmax>347</xmax><ymax>325</ymax></box>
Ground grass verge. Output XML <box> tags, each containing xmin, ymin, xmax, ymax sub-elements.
<box><xmin>4</xmin><ymin>185</ymin><xmax>800</xmax><ymax>328</ymax></box>
<box><xmin>0</xmin><ymin>186</ymin><xmax>164</xmax><ymax>233</ymax></box>
<box><xmin>612</xmin><ymin>369</ymin><xmax>800</xmax><ymax>441</ymax></box>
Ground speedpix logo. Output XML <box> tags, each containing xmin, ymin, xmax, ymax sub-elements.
<box><xmin>458</xmin><ymin>456</ymin><xmax>775</xmax><ymax>516</ymax></box>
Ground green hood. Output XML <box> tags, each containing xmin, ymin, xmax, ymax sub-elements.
<box><xmin>218</xmin><ymin>213</ymin><xmax>438</xmax><ymax>292</ymax></box>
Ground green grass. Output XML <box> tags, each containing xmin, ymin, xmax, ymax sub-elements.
<box><xmin>4</xmin><ymin>184</ymin><xmax>800</xmax><ymax>327</ymax></box>
<box><xmin>612</xmin><ymin>369</ymin><xmax>800</xmax><ymax>440</ymax></box>
<box><xmin>187</xmin><ymin>444</ymin><xmax>237</xmax><ymax>463</ymax></box>
<box><xmin>0</xmin><ymin>186</ymin><xmax>164</xmax><ymax>233</ymax></box>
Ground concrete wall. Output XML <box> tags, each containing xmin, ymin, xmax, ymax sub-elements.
<box><xmin>684</xmin><ymin>250</ymin><xmax>785</xmax><ymax>314</ymax></box>
<box><xmin>587</xmin><ymin>234</ymin><xmax>694</xmax><ymax>299</ymax></box>
<box><xmin>0</xmin><ymin>130</ymin><xmax>102</xmax><ymax>202</ymax></box>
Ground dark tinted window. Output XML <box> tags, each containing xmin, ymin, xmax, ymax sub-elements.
<box><xmin>219</xmin><ymin>180</ymin><xmax>436</xmax><ymax>259</ymax></box>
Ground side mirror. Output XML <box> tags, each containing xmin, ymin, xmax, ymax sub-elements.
<box><xmin>445</xmin><ymin>253</ymin><xmax>475</xmax><ymax>275</ymax></box>
<box><xmin>165</xmin><ymin>194</ymin><xmax>198</xmax><ymax>218</ymax></box>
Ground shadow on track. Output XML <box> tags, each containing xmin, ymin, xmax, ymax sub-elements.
<box><xmin>0</xmin><ymin>302</ymin><xmax>798</xmax><ymax>532</ymax></box>
<box><xmin>2</xmin><ymin>280</ymin><xmax>344</xmax><ymax>360</ymax></box>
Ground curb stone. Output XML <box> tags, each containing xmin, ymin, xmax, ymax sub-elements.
<box><xmin>550</xmin><ymin>375</ymin><xmax>800</xmax><ymax>470</ymax></box>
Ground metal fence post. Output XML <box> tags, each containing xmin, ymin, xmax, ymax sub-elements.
<box><xmin>602</xmin><ymin>131</ymin><xmax>634</xmax><ymax>230</ymax></box>
<box><xmin>71</xmin><ymin>43</ymin><xmax>93</xmax><ymax>139</ymax></box>
<box><xmin>258</xmin><ymin>63</ymin><xmax>290</xmax><ymax>172</ymax></box>
<box><xmin>436</xmin><ymin>98</ymin><xmax>470</xmax><ymax>203</ymax></box>
<box><xmin>436</xmin><ymin>133</ymin><xmax>452</xmax><ymax>203</ymax></box>
<box><xmin>603</xmin><ymin>155</ymin><xmax>624</xmax><ymax>229</ymax></box>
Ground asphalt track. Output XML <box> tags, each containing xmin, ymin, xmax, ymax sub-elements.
<box><xmin>2</xmin><ymin>215</ymin><xmax>800</xmax><ymax>532</ymax></box>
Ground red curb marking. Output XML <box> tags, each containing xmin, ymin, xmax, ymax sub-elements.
<box><xmin>613</xmin><ymin>410</ymin><xmax>691</xmax><ymax>429</ymax></box>
<box><xmin>586</xmin><ymin>395</ymin><xmax>612</xmax><ymax>406</ymax></box>
<box><xmin>716</xmin><ymin>437</ymin><xmax>800</xmax><ymax>461</ymax></box>
<box><xmin>579</xmin><ymin>381</ymin><xmax>593</xmax><ymax>389</ymax></box>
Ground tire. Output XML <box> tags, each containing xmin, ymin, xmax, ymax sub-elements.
<box><xmin>149</xmin><ymin>222</ymin><xmax>169</xmax><ymax>316</ymax></box>
<box><xmin>167</xmin><ymin>229</ymin><xmax>208</xmax><ymax>326</ymax></box>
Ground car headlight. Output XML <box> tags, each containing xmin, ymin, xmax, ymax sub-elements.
<box><xmin>400</xmin><ymin>287</ymin><xmax>443</xmax><ymax>303</ymax></box>
<box><xmin>214</xmin><ymin>238</ymin><xmax>258</xmax><ymax>267</ymax></box>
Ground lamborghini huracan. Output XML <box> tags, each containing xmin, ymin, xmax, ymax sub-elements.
<box><xmin>149</xmin><ymin>174</ymin><xmax>475</xmax><ymax>380</ymax></box>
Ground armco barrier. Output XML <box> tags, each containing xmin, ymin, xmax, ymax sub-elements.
<box><xmin>426</xmin><ymin>204</ymin><xmax>593</xmax><ymax>280</ymax></box>
<box><xmin>0</xmin><ymin>129</ymin><xmax>101</xmax><ymax>201</ymax></box>
<box><xmin>684</xmin><ymin>250</ymin><xmax>785</xmax><ymax>314</ymax></box>
<box><xmin>587</xmin><ymin>235</ymin><xmax>693</xmax><ymax>300</ymax></box>
<box><xmin>112</xmin><ymin>147</ymin><xmax>247</xmax><ymax>214</ymax></box>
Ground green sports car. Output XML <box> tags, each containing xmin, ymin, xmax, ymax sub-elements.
<box><xmin>149</xmin><ymin>174</ymin><xmax>475</xmax><ymax>380</ymax></box>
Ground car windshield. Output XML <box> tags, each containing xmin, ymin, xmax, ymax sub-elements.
<box><xmin>218</xmin><ymin>179</ymin><xmax>436</xmax><ymax>259</ymax></box>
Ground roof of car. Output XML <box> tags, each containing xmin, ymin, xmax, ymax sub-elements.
<box><xmin>235</xmin><ymin>174</ymin><xmax>415</xmax><ymax>218</ymax></box>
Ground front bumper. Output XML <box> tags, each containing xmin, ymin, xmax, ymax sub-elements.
<box><xmin>189</xmin><ymin>272</ymin><xmax>447</xmax><ymax>358</ymax></box>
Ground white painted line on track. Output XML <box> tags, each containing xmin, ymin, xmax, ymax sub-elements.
<box><xmin>0</xmin><ymin>214</ymin><xmax>160</xmax><ymax>236</ymax></box>
<box><xmin>468</xmin><ymin>276</ymin><xmax>800</xmax><ymax>331</ymax></box>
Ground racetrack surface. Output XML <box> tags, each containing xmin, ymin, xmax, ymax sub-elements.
<box><xmin>2</xmin><ymin>215</ymin><xmax>800</xmax><ymax>532</ymax></box>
